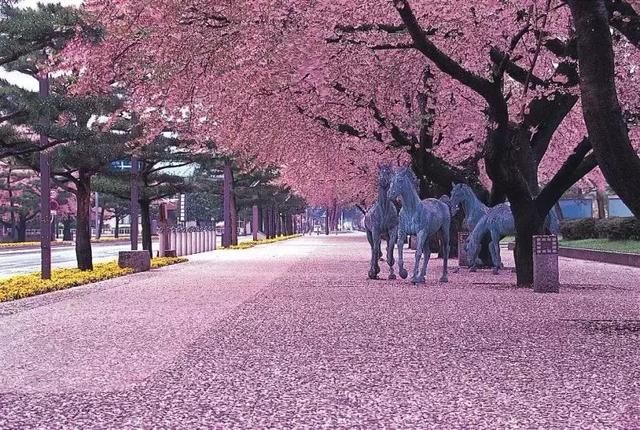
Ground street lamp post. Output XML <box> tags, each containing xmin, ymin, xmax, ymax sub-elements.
<box><xmin>39</xmin><ymin>75</ymin><xmax>51</xmax><ymax>280</ymax></box>
<box><xmin>130</xmin><ymin>155</ymin><xmax>140</xmax><ymax>250</ymax></box>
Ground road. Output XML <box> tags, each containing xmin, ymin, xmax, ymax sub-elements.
<box><xmin>0</xmin><ymin>241</ymin><xmax>157</xmax><ymax>278</ymax></box>
<box><xmin>0</xmin><ymin>235</ymin><xmax>255</xmax><ymax>277</ymax></box>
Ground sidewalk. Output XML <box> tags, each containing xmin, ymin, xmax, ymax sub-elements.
<box><xmin>0</xmin><ymin>234</ymin><xmax>638</xmax><ymax>428</ymax></box>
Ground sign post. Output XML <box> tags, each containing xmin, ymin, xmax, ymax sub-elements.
<box><xmin>533</xmin><ymin>235</ymin><xmax>560</xmax><ymax>293</ymax></box>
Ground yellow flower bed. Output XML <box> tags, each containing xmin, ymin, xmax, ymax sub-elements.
<box><xmin>0</xmin><ymin>241</ymin><xmax>40</xmax><ymax>248</ymax></box>
<box><xmin>0</xmin><ymin>257</ymin><xmax>188</xmax><ymax>303</ymax></box>
<box><xmin>91</xmin><ymin>237</ymin><xmax>128</xmax><ymax>243</ymax></box>
<box><xmin>225</xmin><ymin>234</ymin><xmax>302</xmax><ymax>250</ymax></box>
<box><xmin>0</xmin><ymin>241</ymin><xmax>73</xmax><ymax>248</ymax></box>
<box><xmin>151</xmin><ymin>257</ymin><xmax>188</xmax><ymax>268</ymax></box>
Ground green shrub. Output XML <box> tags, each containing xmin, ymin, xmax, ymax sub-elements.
<box><xmin>560</xmin><ymin>218</ymin><xmax>596</xmax><ymax>240</ymax></box>
<box><xmin>561</xmin><ymin>217</ymin><xmax>640</xmax><ymax>240</ymax></box>
<box><xmin>594</xmin><ymin>217</ymin><xmax>640</xmax><ymax>240</ymax></box>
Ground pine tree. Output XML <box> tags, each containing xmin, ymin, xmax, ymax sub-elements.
<box><xmin>94</xmin><ymin>136</ymin><xmax>214</xmax><ymax>257</ymax></box>
<box><xmin>0</xmin><ymin>2</ymin><xmax>83</xmax><ymax>158</ymax></box>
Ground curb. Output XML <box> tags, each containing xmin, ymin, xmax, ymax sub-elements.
<box><xmin>558</xmin><ymin>247</ymin><xmax>640</xmax><ymax>268</ymax></box>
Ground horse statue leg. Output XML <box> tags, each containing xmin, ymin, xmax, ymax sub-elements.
<box><xmin>489</xmin><ymin>228</ymin><xmax>502</xmax><ymax>275</ymax></box>
<box><xmin>412</xmin><ymin>230</ymin><xmax>427</xmax><ymax>285</ymax></box>
<box><xmin>387</xmin><ymin>226</ymin><xmax>397</xmax><ymax>280</ymax></box>
<box><xmin>417</xmin><ymin>237</ymin><xmax>430</xmax><ymax>284</ymax></box>
<box><xmin>440</xmin><ymin>220</ymin><xmax>450</xmax><ymax>283</ymax></box>
<box><xmin>397</xmin><ymin>229</ymin><xmax>409</xmax><ymax>279</ymax></box>
<box><xmin>367</xmin><ymin>228</ymin><xmax>380</xmax><ymax>279</ymax></box>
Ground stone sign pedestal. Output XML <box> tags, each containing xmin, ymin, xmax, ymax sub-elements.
<box><xmin>118</xmin><ymin>250</ymin><xmax>151</xmax><ymax>273</ymax></box>
<box><xmin>533</xmin><ymin>235</ymin><xmax>559</xmax><ymax>293</ymax></box>
<box><xmin>458</xmin><ymin>232</ymin><xmax>469</xmax><ymax>267</ymax></box>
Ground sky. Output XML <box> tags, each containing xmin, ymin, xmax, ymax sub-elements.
<box><xmin>0</xmin><ymin>0</ymin><xmax>83</xmax><ymax>91</ymax></box>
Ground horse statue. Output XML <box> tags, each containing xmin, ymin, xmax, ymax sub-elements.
<box><xmin>465</xmin><ymin>203</ymin><xmax>560</xmax><ymax>274</ymax></box>
<box><xmin>449</xmin><ymin>183</ymin><xmax>489</xmax><ymax>231</ymax></box>
<box><xmin>388</xmin><ymin>167</ymin><xmax>450</xmax><ymax>284</ymax></box>
<box><xmin>364</xmin><ymin>164</ymin><xmax>399</xmax><ymax>280</ymax></box>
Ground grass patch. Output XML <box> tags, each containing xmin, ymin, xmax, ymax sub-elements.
<box><xmin>224</xmin><ymin>234</ymin><xmax>302</xmax><ymax>250</ymax></box>
<box><xmin>559</xmin><ymin>238</ymin><xmax>640</xmax><ymax>254</ymax></box>
<box><xmin>0</xmin><ymin>257</ymin><xmax>188</xmax><ymax>303</ymax></box>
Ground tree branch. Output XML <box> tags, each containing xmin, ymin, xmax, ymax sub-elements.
<box><xmin>393</xmin><ymin>0</ymin><xmax>507</xmax><ymax>122</ymax></box>
<box><xmin>605</xmin><ymin>0</ymin><xmax>640</xmax><ymax>48</ymax></box>
<box><xmin>536</xmin><ymin>137</ymin><xmax>597</xmax><ymax>213</ymax></box>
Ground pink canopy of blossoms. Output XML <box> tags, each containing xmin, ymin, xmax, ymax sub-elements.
<box><xmin>59</xmin><ymin>0</ymin><xmax>640</xmax><ymax>204</ymax></box>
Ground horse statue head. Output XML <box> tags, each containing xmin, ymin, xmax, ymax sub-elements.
<box><xmin>377</xmin><ymin>163</ymin><xmax>394</xmax><ymax>190</ymax></box>
<box><xmin>388</xmin><ymin>167</ymin><xmax>419</xmax><ymax>201</ymax></box>
<box><xmin>449</xmin><ymin>182</ymin><xmax>472</xmax><ymax>217</ymax></box>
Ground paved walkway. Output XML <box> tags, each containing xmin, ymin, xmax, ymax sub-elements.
<box><xmin>0</xmin><ymin>234</ymin><xmax>638</xmax><ymax>428</ymax></box>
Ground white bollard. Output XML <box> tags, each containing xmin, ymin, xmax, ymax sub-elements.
<box><xmin>186</xmin><ymin>230</ymin><xmax>192</xmax><ymax>255</ymax></box>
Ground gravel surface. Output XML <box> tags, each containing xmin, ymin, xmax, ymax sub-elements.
<box><xmin>0</xmin><ymin>234</ymin><xmax>638</xmax><ymax>429</ymax></box>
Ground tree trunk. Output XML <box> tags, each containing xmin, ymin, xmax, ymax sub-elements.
<box><xmin>114</xmin><ymin>215</ymin><xmax>120</xmax><ymax>239</ymax></box>
<box><xmin>595</xmin><ymin>189</ymin><xmax>608</xmax><ymax>219</ymax></box>
<box><xmin>276</xmin><ymin>210</ymin><xmax>282</xmax><ymax>236</ymax></box>
<box><xmin>16</xmin><ymin>218</ymin><xmax>27</xmax><ymax>242</ymax></box>
<box><xmin>63</xmin><ymin>218</ymin><xmax>73</xmax><ymax>241</ymax></box>
<box><xmin>140</xmin><ymin>200</ymin><xmax>152</xmax><ymax>257</ymax></box>
<box><xmin>510</xmin><ymin>198</ymin><xmax>547</xmax><ymax>287</ymax></box>
<box><xmin>325</xmin><ymin>207</ymin><xmax>330</xmax><ymax>235</ymax></box>
<box><xmin>75</xmin><ymin>174</ymin><xmax>93</xmax><ymax>271</ymax></box>
<box><xmin>271</xmin><ymin>207</ymin><xmax>277</xmax><ymax>238</ymax></box>
<box><xmin>231</xmin><ymin>193</ymin><xmax>238</xmax><ymax>245</ymax></box>
<box><xmin>96</xmin><ymin>206</ymin><xmax>105</xmax><ymax>239</ymax></box>
<box><xmin>568</xmin><ymin>0</ymin><xmax>640</xmax><ymax>218</ymax></box>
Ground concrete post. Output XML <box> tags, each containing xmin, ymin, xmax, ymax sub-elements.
<box><xmin>175</xmin><ymin>230</ymin><xmax>181</xmax><ymax>257</ymax></box>
<box><xmin>186</xmin><ymin>229</ymin><xmax>193</xmax><ymax>255</ymax></box>
<box><xmin>158</xmin><ymin>203</ymin><xmax>168</xmax><ymax>257</ymax></box>
<box><xmin>181</xmin><ymin>229</ymin><xmax>188</xmax><ymax>256</ymax></box>
<box><xmin>213</xmin><ymin>228</ymin><xmax>217</xmax><ymax>250</ymax></box>
<box><xmin>458</xmin><ymin>232</ymin><xmax>470</xmax><ymax>267</ymax></box>
<box><xmin>533</xmin><ymin>235</ymin><xmax>560</xmax><ymax>293</ymax></box>
<box><xmin>170</xmin><ymin>228</ymin><xmax>177</xmax><ymax>255</ymax></box>
<box><xmin>158</xmin><ymin>227</ymin><xmax>166</xmax><ymax>258</ymax></box>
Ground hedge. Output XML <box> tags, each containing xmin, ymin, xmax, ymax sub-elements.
<box><xmin>560</xmin><ymin>217</ymin><xmax>640</xmax><ymax>240</ymax></box>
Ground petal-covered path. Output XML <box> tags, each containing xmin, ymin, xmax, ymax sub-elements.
<box><xmin>1</xmin><ymin>234</ymin><xmax>639</xmax><ymax>429</ymax></box>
